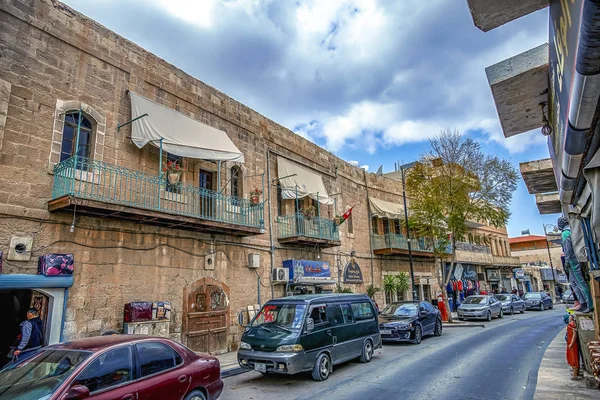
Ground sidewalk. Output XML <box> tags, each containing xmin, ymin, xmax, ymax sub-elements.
<box><xmin>534</xmin><ymin>328</ymin><xmax>598</xmax><ymax>399</ymax></box>
<box><xmin>217</xmin><ymin>350</ymin><xmax>247</xmax><ymax>378</ymax></box>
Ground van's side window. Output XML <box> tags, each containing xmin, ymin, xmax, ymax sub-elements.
<box><xmin>309</xmin><ymin>305</ymin><xmax>328</xmax><ymax>326</ymax></box>
<box><xmin>341</xmin><ymin>304</ymin><xmax>354</xmax><ymax>323</ymax></box>
<box><xmin>351</xmin><ymin>302</ymin><xmax>374</xmax><ymax>321</ymax></box>
<box><xmin>327</xmin><ymin>305</ymin><xmax>345</xmax><ymax>325</ymax></box>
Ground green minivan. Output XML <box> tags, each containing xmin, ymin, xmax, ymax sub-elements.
<box><xmin>237</xmin><ymin>294</ymin><xmax>381</xmax><ymax>381</ymax></box>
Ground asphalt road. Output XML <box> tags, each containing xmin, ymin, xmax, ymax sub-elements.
<box><xmin>221</xmin><ymin>304</ymin><xmax>567</xmax><ymax>400</ymax></box>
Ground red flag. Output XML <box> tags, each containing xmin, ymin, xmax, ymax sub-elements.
<box><xmin>340</xmin><ymin>206</ymin><xmax>354</xmax><ymax>224</ymax></box>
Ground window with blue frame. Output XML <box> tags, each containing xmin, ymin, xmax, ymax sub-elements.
<box><xmin>60</xmin><ymin>112</ymin><xmax>93</xmax><ymax>165</ymax></box>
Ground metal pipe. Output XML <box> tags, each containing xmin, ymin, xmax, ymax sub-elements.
<box><xmin>266</xmin><ymin>149</ymin><xmax>275</xmax><ymax>299</ymax></box>
<box><xmin>117</xmin><ymin>113</ymin><xmax>148</xmax><ymax>132</ymax></box>
<box><xmin>543</xmin><ymin>224</ymin><xmax>558</xmax><ymax>300</ymax></box>
<box><xmin>401</xmin><ymin>165</ymin><xmax>418</xmax><ymax>301</ymax></box>
<box><xmin>158</xmin><ymin>138</ymin><xmax>163</xmax><ymax>210</ymax></box>
<box><xmin>363</xmin><ymin>169</ymin><xmax>374</xmax><ymax>287</ymax></box>
<box><xmin>59</xmin><ymin>288</ymin><xmax>69</xmax><ymax>342</ymax></box>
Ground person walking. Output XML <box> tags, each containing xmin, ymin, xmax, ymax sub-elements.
<box><xmin>566</xmin><ymin>314</ymin><xmax>580</xmax><ymax>380</ymax></box>
<box><xmin>558</xmin><ymin>216</ymin><xmax>593</xmax><ymax>312</ymax></box>
<box><xmin>12</xmin><ymin>308</ymin><xmax>44</xmax><ymax>360</ymax></box>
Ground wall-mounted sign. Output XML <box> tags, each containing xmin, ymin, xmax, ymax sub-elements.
<box><xmin>540</xmin><ymin>268</ymin><xmax>556</xmax><ymax>281</ymax></box>
<box><xmin>486</xmin><ymin>269</ymin><xmax>501</xmax><ymax>281</ymax></box>
<box><xmin>283</xmin><ymin>259</ymin><xmax>330</xmax><ymax>281</ymax></box>
<box><xmin>513</xmin><ymin>269</ymin><xmax>525</xmax><ymax>280</ymax></box>
<box><xmin>557</xmin><ymin>273</ymin><xmax>568</xmax><ymax>284</ymax></box>
<box><xmin>343</xmin><ymin>260</ymin><xmax>363</xmax><ymax>284</ymax></box>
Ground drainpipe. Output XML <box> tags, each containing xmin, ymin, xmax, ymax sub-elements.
<box><xmin>363</xmin><ymin>169</ymin><xmax>374</xmax><ymax>287</ymax></box>
<box><xmin>266</xmin><ymin>149</ymin><xmax>275</xmax><ymax>299</ymax></box>
<box><xmin>59</xmin><ymin>288</ymin><xmax>69</xmax><ymax>343</ymax></box>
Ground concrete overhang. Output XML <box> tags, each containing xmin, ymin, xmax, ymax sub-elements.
<box><xmin>466</xmin><ymin>0</ymin><xmax>549</xmax><ymax>32</ymax></box>
<box><xmin>520</xmin><ymin>158</ymin><xmax>558</xmax><ymax>194</ymax></box>
<box><xmin>535</xmin><ymin>192</ymin><xmax>561</xmax><ymax>214</ymax></box>
<box><xmin>485</xmin><ymin>43</ymin><xmax>549</xmax><ymax>138</ymax></box>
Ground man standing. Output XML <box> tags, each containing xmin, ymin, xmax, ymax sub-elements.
<box><xmin>13</xmin><ymin>308</ymin><xmax>44</xmax><ymax>359</ymax></box>
<box><xmin>558</xmin><ymin>217</ymin><xmax>593</xmax><ymax>313</ymax></box>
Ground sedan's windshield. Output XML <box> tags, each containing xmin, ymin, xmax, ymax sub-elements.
<box><xmin>463</xmin><ymin>297</ymin><xmax>487</xmax><ymax>304</ymax></box>
<box><xmin>495</xmin><ymin>295</ymin><xmax>509</xmax><ymax>301</ymax></box>
<box><xmin>0</xmin><ymin>349</ymin><xmax>91</xmax><ymax>400</ymax></box>
<box><xmin>524</xmin><ymin>293</ymin><xmax>542</xmax><ymax>299</ymax></box>
<box><xmin>251</xmin><ymin>303</ymin><xmax>306</xmax><ymax>330</ymax></box>
<box><xmin>381</xmin><ymin>303</ymin><xmax>417</xmax><ymax>317</ymax></box>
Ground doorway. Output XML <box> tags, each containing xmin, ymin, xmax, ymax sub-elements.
<box><xmin>0</xmin><ymin>289</ymin><xmax>49</xmax><ymax>367</ymax></box>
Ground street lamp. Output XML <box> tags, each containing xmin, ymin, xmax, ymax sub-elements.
<box><xmin>542</xmin><ymin>223</ymin><xmax>559</xmax><ymax>296</ymax></box>
<box><xmin>400</xmin><ymin>161</ymin><xmax>418</xmax><ymax>301</ymax></box>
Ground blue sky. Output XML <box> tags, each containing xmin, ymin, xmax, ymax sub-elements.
<box><xmin>62</xmin><ymin>0</ymin><xmax>558</xmax><ymax>237</ymax></box>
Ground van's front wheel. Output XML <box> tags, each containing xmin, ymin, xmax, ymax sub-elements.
<box><xmin>312</xmin><ymin>353</ymin><xmax>331</xmax><ymax>381</ymax></box>
<box><xmin>359</xmin><ymin>340</ymin><xmax>373</xmax><ymax>363</ymax></box>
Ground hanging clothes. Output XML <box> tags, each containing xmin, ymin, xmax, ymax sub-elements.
<box><xmin>457</xmin><ymin>280</ymin><xmax>463</xmax><ymax>291</ymax></box>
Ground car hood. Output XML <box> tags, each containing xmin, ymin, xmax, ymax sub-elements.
<box><xmin>241</xmin><ymin>326</ymin><xmax>299</xmax><ymax>352</ymax></box>
<box><xmin>459</xmin><ymin>304</ymin><xmax>489</xmax><ymax>310</ymax></box>
<box><xmin>524</xmin><ymin>299</ymin><xmax>540</xmax><ymax>305</ymax></box>
<box><xmin>379</xmin><ymin>315</ymin><xmax>416</xmax><ymax>327</ymax></box>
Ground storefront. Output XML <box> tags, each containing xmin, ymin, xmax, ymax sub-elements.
<box><xmin>0</xmin><ymin>274</ymin><xmax>73</xmax><ymax>367</ymax></box>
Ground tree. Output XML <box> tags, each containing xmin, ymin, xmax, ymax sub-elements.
<box><xmin>366</xmin><ymin>284</ymin><xmax>381</xmax><ymax>299</ymax></box>
<box><xmin>406</xmin><ymin>130</ymin><xmax>518</xmax><ymax>322</ymax></box>
<box><xmin>383</xmin><ymin>275</ymin><xmax>398</xmax><ymax>301</ymax></box>
<box><xmin>395</xmin><ymin>272</ymin><xmax>411</xmax><ymax>299</ymax></box>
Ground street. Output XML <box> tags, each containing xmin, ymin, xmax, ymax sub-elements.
<box><xmin>222</xmin><ymin>305</ymin><xmax>566</xmax><ymax>400</ymax></box>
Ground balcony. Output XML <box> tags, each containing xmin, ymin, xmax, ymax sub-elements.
<box><xmin>455</xmin><ymin>242</ymin><xmax>492</xmax><ymax>254</ymax></box>
<box><xmin>277</xmin><ymin>213</ymin><xmax>340</xmax><ymax>248</ymax></box>
<box><xmin>48</xmin><ymin>157</ymin><xmax>264</xmax><ymax>236</ymax></box>
<box><xmin>372</xmin><ymin>233</ymin><xmax>443</xmax><ymax>257</ymax></box>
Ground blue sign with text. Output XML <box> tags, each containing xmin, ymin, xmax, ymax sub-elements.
<box><xmin>283</xmin><ymin>259</ymin><xmax>331</xmax><ymax>282</ymax></box>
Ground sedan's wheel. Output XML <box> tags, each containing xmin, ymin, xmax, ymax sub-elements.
<box><xmin>486</xmin><ymin>311</ymin><xmax>492</xmax><ymax>322</ymax></box>
<box><xmin>184</xmin><ymin>390</ymin><xmax>207</xmax><ymax>400</ymax></box>
<box><xmin>412</xmin><ymin>325</ymin><xmax>422</xmax><ymax>344</ymax></box>
<box><xmin>359</xmin><ymin>340</ymin><xmax>373</xmax><ymax>363</ymax></box>
<box><xmin>499</xmin><ymin>309</ymin><xmax>504</xmax><ymax>318</ymax></box>
<box><xmin>550</xmin><ymin>302</ymin><xmax>554</xmax><ymax>309</ymax></box>
<box><xmin>434</xmin><ymin>318</ymin><xmax>443</xmax><ymax>336</ymax></box>
<box><xmin>540</xmin><ymin>303</ymin><xmax>545</xmax><ymax>311</ymax></box>
<box><xmin>312</xmin><ymin>353</ymin><xmax>331</xmax><ymax>381</ymax></box>
<box><xmin>509</xmin><ymin>307</ymin><xmax>514</xmax><ymax>315</ymax></box>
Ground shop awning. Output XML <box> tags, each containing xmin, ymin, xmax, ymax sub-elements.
<box><xmin>129</xmin><ymin>92</ymin><xmax>244</xmax><ymax>162</ymax></box>
<box><xmin>0</xmin><ymin>274</ymin><xmax>73</xmax><ymax>289</ymax></box>
<box><xmin>277</xmin><ymin>157</ymin><xmax>333</xmax><ymax>204</ymax></box>
<box><xmin>369</xmin><ymin>197</ymin><xmax>404</xmax><ymax>219</ymax></box>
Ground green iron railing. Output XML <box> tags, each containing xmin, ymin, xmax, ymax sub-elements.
<box><xmin>372</xmin><ymin>233</ymin><xmax>450</xmax><ymax>253</ymax></box>
<box><xmin>52</xmin><ymin>156</ymin><xmax>264</xmax><ymax>229</ymax></box>
<box><xmin>277</xmin><ymin>213</ymin><xmax>340</xmax><ymax>242</ymax></box>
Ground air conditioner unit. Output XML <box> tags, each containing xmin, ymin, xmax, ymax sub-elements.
<box><xmin>272</xmin><ymin>268</ymin><xmax>289</xmax><ymax>284</ymax></box>
<box><xmin>248</xmin><ymin>253</ymin><xmax>260</xmax><ymax>269</ymax></box>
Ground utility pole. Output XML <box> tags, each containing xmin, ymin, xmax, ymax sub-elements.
<box><xmin>543</xmin><ymin>224</ymin><xmax>559</xmax><ymax>300</ymax></box>
<box><xmin>400</xmin><ymin>163</ymin><xmax>418</xmax><ymax>301</ymax></box>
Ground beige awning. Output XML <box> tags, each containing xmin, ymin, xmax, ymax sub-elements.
<box><xmin>129</xmin><ymin>92</ymin><xmax>244</xmax><ymax>162</ymax></box>
<box><xmin>369</xmin><ymin>197</ymin><xmax>404</xmax><ymax>219</ymax></box>
<box><xmin>277</xmin><ymin>156</ymin><xmax>333</xmax><ymax>205</ymax></box>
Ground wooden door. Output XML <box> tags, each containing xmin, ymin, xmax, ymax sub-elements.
<box><xmin>183</xmin><ymin>278</ymin><xmax>229</xmax><ymax>354</ymax></box>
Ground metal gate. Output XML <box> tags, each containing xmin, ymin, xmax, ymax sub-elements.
<box><xmin>183</xmin><ymin>277</ymin><xmax>229</xmax><ymax>353</ymax></box>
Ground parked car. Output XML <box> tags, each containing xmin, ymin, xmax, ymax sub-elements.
<box><xmin>237</xmin><ymin>294</ymin><xmax>381</xmax><ymax>381</ymax></box>
<box><xmin>0</xmin><ymin>335</ymin><xmax>223</xmax><ymax>400</ymax></box>
<box><xmin>562</xmin><ymin>290</ymin><xmax>575</xmax><ymax>304</ymax></box>
<box><xmin>524</xmin><ymin>292</ymin><xmax>554</xmax><ymax>310</ymax></box>
<box><xmin>378</xmin><ymin>301</ymin><xmax>442</xmax><ymax>344</ymax></box>
<box><xmin>495</xmin><ymin>294</ymin><xmax>526</xmax><ymax>314</ymax></box>
<box><xmin>457</xmin><ymin>295</ymin><xmax>503</xmax><ymax>321</ymax></box>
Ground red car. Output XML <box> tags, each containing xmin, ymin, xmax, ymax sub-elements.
<box><xmin>0</xmin><ymin>335</ymin><xmax>223</xmax><ymax>400</ymax></box>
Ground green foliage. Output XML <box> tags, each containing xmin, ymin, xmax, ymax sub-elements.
<box><xmin>394</xmin><ymin>272</ymin><xmax>411</xmax><ymax>295</ymax></box>
<box><xmin>336</xmin><ymin>285</ymin><xmax>353</xmax><ymax>293</ymax></box>
<box><xmin>383</xmin><ymin>275</ymin><xmax>398</xmax><ymax>295</ymax></box>
<box><xmin>366</xmin><ymin>284</ymin><xmax>381</xmax><ymax>299</ymax></box>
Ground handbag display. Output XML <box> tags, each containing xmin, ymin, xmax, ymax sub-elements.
<box><xmin>37</xmin><ymin>254</ymin><xmax>74</xmax><ymax>276</ymax></box>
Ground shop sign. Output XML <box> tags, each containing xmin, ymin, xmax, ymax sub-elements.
<box><xmin>513</xmin><ymin>268</ymin><xmax>525</xmax><ymax>280</ymax></box>
<box><xmin>343</xmin><ymin>260</ymin><xmax>363</xmax><ymax>284</ymax></box>
<box><xmin>486</xmin><ymin>269</ymin><xmax>501</xmax><ymax>281</ymax></box>
<box><xmin>540</xmin><ymin>268</ymin><xmax>556</xmax><ymax>281</ymax></box>
<box><xmin>548</xmin><ymin>0</ymin><xmax>583</xmax><ymax>182</ymax></box>
<box><xmin>283</xmin><ymin>259</ymin><xmax>330</xmax><ymax>281</ymax></box>
<box><xmin>557</xmin><ymin>273</ymin><xmax>568</xmax><ymax>284</ymax></box>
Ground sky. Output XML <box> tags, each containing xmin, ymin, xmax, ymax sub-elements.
<box><xmin>61</xmin><ymin>0</ymin><xmax>560</xmax><ymax>237</ymax></box>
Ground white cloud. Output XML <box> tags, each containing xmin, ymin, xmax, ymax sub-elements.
<box><xmin>348</xmin><ymin>160</ymin><xmax>359</xmax><ymax>166</ymax></box>
<box><xmin>360</xmin><ymin>165</ymin><xmax>369</xmax><ymax>171</ymax></box>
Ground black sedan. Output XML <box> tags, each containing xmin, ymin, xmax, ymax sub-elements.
<box><xmin>524</xmin><ymin>292</ymin><xmax>553</xmax><ymax>311</ymax></box>
<box><xmin>379</xmin><ymin>301</ymin><xmax>442</xmax><ymax>344</ymax></box>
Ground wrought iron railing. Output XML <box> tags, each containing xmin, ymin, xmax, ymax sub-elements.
<box><xmin>372</xmin><ymin>233</ymin><xmax>449</xmax><ymax>253</ymax></box>
<box><xmin>52</xmin><ymin>156</ymin><xmax>264</xmax><ymax>229</ymax></box>
<box><xmin>277</xmin><ymin>213</ymin><xmax>340</xmax><ymax>242</ymax></box>
<box><xmin>455</xmin><ymin>241</ymin><xmax>492</xmax><ymax>254</ymax></box>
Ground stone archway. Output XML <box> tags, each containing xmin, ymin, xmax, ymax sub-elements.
<box><xmin>182</xmin><ymin>277</ymin><xmax>230</xmax><ymax>354</ymax></box>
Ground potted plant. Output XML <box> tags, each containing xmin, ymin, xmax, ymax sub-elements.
<box><xmin>163</xmin><ymin>160</ymin><xmax>185</xmax><ymax>185</ymax></box>
<box><xmin>302</xmin><ymin>205</ymin><xmax>316</xmax><ymax>220</ymax></box>
<box><xmin>249</xmin><ymin>188</ymin><xmax>262</xmax><ymax>205</ymax></box>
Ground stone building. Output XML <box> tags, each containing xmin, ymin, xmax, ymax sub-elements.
<box><xmin>0</xmin><ymin>0</ymin><xmax>515</xmax><ymax>356</ymax></box>
<box><xmin>509</xmin><ymin>234</ymin><xmax>563</xmax><ymax>270</ymax></box>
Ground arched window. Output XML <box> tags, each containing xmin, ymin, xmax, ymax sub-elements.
<box><xmin>230</xmin><ymin>166</ymin><xmax>242</xmax><ymax>198</ymax></box>
<box><xmin>60</xmin><ymin>112</ymin><xmax>93</xmax><ymax>162</ymax></box>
